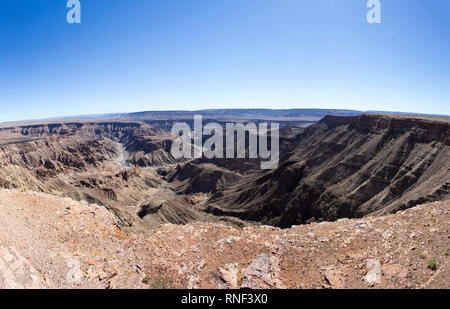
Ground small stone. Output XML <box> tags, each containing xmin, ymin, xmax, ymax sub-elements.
<box><xmin>382</xmin><ymin>264</ymin><xmax>405</xmax><ymax>277</ymax></box>
<box><xmin>213</xmin><ymin>263</ymin><xmax>240</xmax><ymax>289</ymax></box>
<box><xmin>397</xmin><ymin>269</ymin><xmax>409</xmax><ymax>279</ymax></box>
<box><xmin>3</xmin><ymin>253</ymin><xmax>14</xmax><ymax>263</ymax></box>
<box><xmin>324</xmin><ymin>267</ymin><xmax>345</xmax><ymax>289</ymax></box>
<box><xmin>364</xmin><ymin>259</ymin><xmax>381</xmax><ymax>285</ymax></box>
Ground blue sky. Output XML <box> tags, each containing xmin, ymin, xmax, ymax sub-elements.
<box><xmin>1</xmin><ymin>0</ymin><xmax>449</xmax><ymax>122</ymax></box>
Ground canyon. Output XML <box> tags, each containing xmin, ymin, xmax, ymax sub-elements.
<box><xmin>0</xmin><ymin>112</ymin><xmax>448</xmax><ymax>230</ymax></box>
<box><xmin>0</xmin><ymin>110</ymin><xmax>448</xmax><ymax>288</ymax></box>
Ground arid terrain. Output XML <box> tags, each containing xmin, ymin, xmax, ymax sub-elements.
<box><xmin>0</xmin><ymin>190</ymin><xmax>447</xmax><ymax>289</ymax></box>
<box><xmin>0</xmin><ymin>110</ymin><xmax>448</xmax><ymax>289</ymax></box>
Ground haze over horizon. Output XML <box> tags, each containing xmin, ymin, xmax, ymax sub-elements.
<box><xmin>1</xmin><ymin>0</ymin><xmax>450</xmax><ymax>122</ymax></box>
<box><xmin>2</xmin><ymin>107</ymin><xmax>450</xmax><ymax>126</ymax></box>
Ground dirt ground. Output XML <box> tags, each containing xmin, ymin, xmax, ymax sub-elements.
<box><xmin>0</xmin><ymin>189</ymin><xmax>448</xmax><ymax>289</ymax></box>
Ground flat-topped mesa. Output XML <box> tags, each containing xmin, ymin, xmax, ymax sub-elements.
<box><xmin>317</xmin><ymin>115</ymin><xmax>356</xmax><ymax>128</ymax></box>
<box><xmin>0</xmin><ymin>122</ymin><xmax>147</xmax><ymax>139</ymax></box>
<box><xmin>319</xmin><ymin>114</ymin><xmax>450</xmax><ymax>144</ymax></box>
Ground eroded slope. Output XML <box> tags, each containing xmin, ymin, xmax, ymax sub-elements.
<box><xmin>208</xmin><ymin>115</ymin><xmax>450</xmax><ymax>227</ymax></box>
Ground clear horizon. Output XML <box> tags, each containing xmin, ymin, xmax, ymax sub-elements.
<box><xmin>1</xmin><ymin>0</ymin><xmax>450</xmax><ymax>122</ymax></box>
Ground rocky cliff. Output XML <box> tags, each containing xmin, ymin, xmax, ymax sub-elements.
<box><xmin>208</xmin><ymin>114</ymin><xmax>450</xmax><ymax>227</ymax></box>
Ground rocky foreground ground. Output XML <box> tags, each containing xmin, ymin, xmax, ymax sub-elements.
<box><xmin>0</xmin><ymin>189</ymin><xmax>448</xmax><ymax>289</ymax></box>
